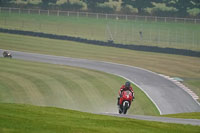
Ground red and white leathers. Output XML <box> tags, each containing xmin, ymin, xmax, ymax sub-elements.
<box><xmin>118</xmin><ymin>85</ymin><xmax>134</xmax><ymax>98</ymax></box>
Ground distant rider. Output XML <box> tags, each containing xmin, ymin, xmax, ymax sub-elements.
<box><xmin>117</xmin><ymin>81</ymin><xmax>135</xmax><ymax>105</ymax></box>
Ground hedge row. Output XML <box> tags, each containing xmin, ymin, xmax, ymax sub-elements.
<box><xmin>0</xmin><ymin>28</ymin><xmax>199</xmax><ymax>57</ymax></box>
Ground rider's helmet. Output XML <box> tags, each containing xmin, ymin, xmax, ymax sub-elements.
<box><xmin>125</xmin><ymin>81</ymin><xmax>130</xmax><ymax>88</ymax></box>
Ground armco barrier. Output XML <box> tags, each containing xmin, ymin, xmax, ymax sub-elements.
<box><xmin>0</xmin><ymin>28</ymin><xmax>199</xmax><ymax>57</ymax></box>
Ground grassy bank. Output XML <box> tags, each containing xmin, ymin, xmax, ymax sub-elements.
<box><xmin>0</xmin><ymin>103</ymin><xmax>200</xmax><ymax>133</ymax></box>
<box><xmin>0</xmin><ymin>12</ymin><xmax>199</xmax><ymax>50</ymax></box>
<box><xmin>164</xmin><ymin>112</ymin><xmax>200</xmax><ymax>119</ymax></box>
<box><xmin>0</xmin><ymin>58</ymin><xmax>159</xmax><ymax>115</ymax></box>
<box><xmin>0</xmin><ymin>33</ymin><xmax>199</xmax><ymax>101</ymax></box>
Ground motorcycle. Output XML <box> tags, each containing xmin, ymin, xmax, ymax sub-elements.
<box><xmin>3</xmin><ymin>51</ymin><xmax>12</xmax><ymax>58</ymax></box>
<box><xmin>118</xmin><ymin>90</ymin><xmax>133</xmax><ymax>114</ymax></box>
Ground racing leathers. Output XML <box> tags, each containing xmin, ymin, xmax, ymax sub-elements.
<box><xmin>117</xmin><ymin>85</ymin><xmax>135</xmax><ymax>105</ymax></box>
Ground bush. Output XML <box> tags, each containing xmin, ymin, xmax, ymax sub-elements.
<box><xmin>151</xmin><ymin>8</ymin><xmax>177</xmax><ymax>17</ymax></box>
<box><xmin>121</xmin><ymin>5</ymin><xmax>137</xmax><ymax>14</ymax></box>
<box><xmin>59</xmin><ymin>1</ymin><xmax>84</xmax><ymax>11</ymax></box>
<box><xmin>188</xmin><ymin>8</ymin><xmax>200</xmax><ymax>18</ymax></box>
<box><xmin>94</xmin><ymin>4</ymin><xmax>116</xmax><ymax>13</ymax></box>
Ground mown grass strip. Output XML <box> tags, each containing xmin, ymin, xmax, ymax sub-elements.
<box><xmin>0</xmin><ymin>103</ymin><xmax>200</xmax><ymax>133</ymax></box>
<box><xmin>164</xmin><ymin>112</ymin><xmax>200</xmax><ymax>119</ymax></box>
<box><xmin>0</xmin><ymin>58</ymin><xmax>159</xmax><ymax>115</ymax></box>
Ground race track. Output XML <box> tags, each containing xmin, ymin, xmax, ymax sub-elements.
<box><xmin>1</xmin><ymin>49</ymin><xmax>199</xmax><ymax>114</ymax></box>
<box><xmin>0</xmin><ymin>49</ymin><xmax>200</xmax><ymax>125</ymax></box>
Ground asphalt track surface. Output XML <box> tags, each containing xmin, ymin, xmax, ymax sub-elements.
<box><xmin>1</xmin><ymin>49</ymin><xmax>200</xmax><ymax>125</ymax></box>
<box><xmin>101</xmin><ymin>113</ymin><xmax>200</xmax><ymax>125</ymax></box>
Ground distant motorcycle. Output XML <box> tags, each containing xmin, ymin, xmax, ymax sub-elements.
<box><xmin>3</xmin><ymin>51</ymin><xmax>12</xmax><ymax>58</ymax></box>
<box><xmin>118</xmin><ymin>90</ymin><xmax>133</xmax><ymax>114</ymax></box>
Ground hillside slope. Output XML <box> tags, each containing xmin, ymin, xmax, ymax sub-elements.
<box><xmin>0</xmin><ymin>103</ymin><xmax>200</xmax><ymax>133</ymax></box>
<box><xmin>0</xmin><ymin>58</ymin><xmax>159</xmax><ymax>115</ymax></box>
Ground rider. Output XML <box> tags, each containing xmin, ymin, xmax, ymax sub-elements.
<box><xmin>117</xmin><ymin>81</ymin><xmax>135</xmax><ymax>105</ymax></box>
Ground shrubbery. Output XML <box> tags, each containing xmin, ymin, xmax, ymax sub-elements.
<box><xmin>0</xmin><ymin>0</ymin><xmax>199</xmax><ymax>18</ymax></box>
<box><xmin>59</xmin><ymin>2</ymin><xmax>84</xmax><ymax>11</ymax></box>
<box><xmin>151</xmin><ymin>8</ymin><xmax>177</xmax><ymax>17</ymax></box>
<box><xmin>94</xmin><ymin>4</ymin><xmax>116</xmax><ymax>13</ymax></box>
<box><xmin>121</xmin><ymin>5</ymin><xmax>137</xmax><ymax>14</ymax></box>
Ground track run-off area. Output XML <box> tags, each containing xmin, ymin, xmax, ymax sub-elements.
<box><xmin>0</xmin><ymin>49</ymin><xmax>200</xmax><ymax>125</ymax></box>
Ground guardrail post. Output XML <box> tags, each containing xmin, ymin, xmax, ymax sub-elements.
<box><xmin>86</xmin><ymin>12</ymin><xmax>88</xmax><ymax>17</ymax></box>
<box><xmin>126</xmin><ymin>15</ymin><xmax>127</xmax><ymax>21</ymax></box>
<box><xmin>39</xmin><ymin>9</ymin><xmax>40</xmax><ymax>15</ymax></box>
<box><xmin>194</xmin><ymin>19</ymin><xmax>197</xmax><ymax>24</ymax></box>
<box><xmin>28</xmin><ymin>9</ymin><xmax>30</xmax><ymax>14</ymax></box>
<box><xmin>155</xmin><ymin>16</ymin><xmax>157</xmax><ymax>22</ymax></box>
<box><xmin>67</xmin><ymin>11</ymin><xmax>69</xmax><ymax>16</ymax></box>
<box><xmin>48</xmin><ymin>10</ymin><xmax>49</xmax><ymax>16</ymax></box>
<box><xmin>106</xmin><ymin>14</ymin><xmax>107</xmax><ymax>20</ymax></box>
<box><xmin>165</xmin><ymin>17</ymin><xmax>166</xmax><ymax>23</ymax></box>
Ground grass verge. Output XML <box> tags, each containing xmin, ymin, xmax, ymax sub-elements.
<box><xmin>0</xmin><ymin>103</ymin><xmax>200</xmax><ymax>133</ymax></box>
<box><xmin>0</xmin><ymin>58</ymin><xmax>159</xmax><ymax>115</ymax></box>
<box><xmin>164</xmin><ymin>112</ymin><xmax>200</xmax><ymax>119</ymax></box>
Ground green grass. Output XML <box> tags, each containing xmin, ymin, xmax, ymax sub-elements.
<box><xmin>0</xmin><ymin>103</ymin><xmax>200</xmax><ymax>133</ymax></box>
<box><xmin>0</xmin><ymin>58</ymin><xmax>159</xmax><ymax>115</ymax></box>
<box><xmin>0</xmin><ymin>12</ymin><xmax>200</xmax><ymax>50</ymax></box>
<box><xmin>0</xmin><ymin>32</ymin><xmax>200</xmax><ymax>102</ymax></box>
<box><xmin>164</xmin><ymin>112</ymin><xmax>200</xmax><ymax>119</ymax></box>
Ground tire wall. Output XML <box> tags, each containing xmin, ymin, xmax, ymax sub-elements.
<box><xmin>0</xmin><ymin>28</ymin><xmax>199</xmax><ymax>57</ymax></box>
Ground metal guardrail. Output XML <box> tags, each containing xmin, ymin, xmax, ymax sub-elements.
<box><xmin>0</xmin><ymin>7</ymin><xmax>200</xmax><ymax>24</ymax></box>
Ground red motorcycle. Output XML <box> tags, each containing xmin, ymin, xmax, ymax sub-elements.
<box><xmin>118</xmin><ymin>90</ymin><xmax>133</xmax><ymax>114</ymax></box>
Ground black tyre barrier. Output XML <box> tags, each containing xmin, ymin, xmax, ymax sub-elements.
<box><xmin>0</xmin><ymin>28</ymin><xmax>199</xmax><ymax>57</ymax></box>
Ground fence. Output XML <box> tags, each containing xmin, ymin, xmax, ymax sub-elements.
<box><xmin>0</xmin><ymin>7</ymin><xmax>200</xmax><ymax>51</ymax></box>
<box><xmin>0</xmin><ymin>7</ymin><xmax>200</xmax><ymax>24</ymax></box>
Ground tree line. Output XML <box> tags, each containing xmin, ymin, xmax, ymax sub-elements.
<box><xmin>0</xmin><ymin>0</ymin><xmax>200</xmax><ymax>17</ymax></box>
